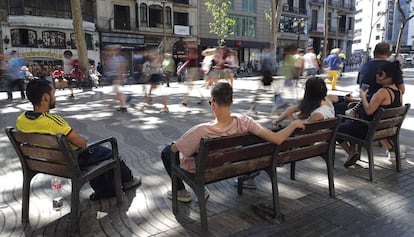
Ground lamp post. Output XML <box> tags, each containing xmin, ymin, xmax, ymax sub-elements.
<box><xmin>161</xmin><ymin>0</ymin><xmax>167</xmax><ymax>54</ymax></box>
<box><xmin>293</xmin><ymin>17</ymin><xmax>305</xmax><ymax>47</ymax></box>
<box><xmin>381</xmin><ymin>27</ymin><xmax>386</xmax><ymax>42</ymax></box>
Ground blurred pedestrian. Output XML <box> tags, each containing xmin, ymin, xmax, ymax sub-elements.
<box><xmin>224</xmin><ymin>49</ymin><xmax>239</xmax><ymax>87</ymax></box>
<box><xmin>324</xmin><ymin>48</ymin><xmax>342</xmax><ymax>90</ymax></box>
<box><xmin>178</xmin><ymin>38</ymin><xmax>204</xmax><ymax>106</ymax></box>
<box><xmin>88</xmin><ymin>65</ymin><xmax>101</xmax><ymax>88</ymax></box>
<box><xmin>201</xmin><ymin>48</ymin><xmax>217</xmax><ymax>88</ymax></box>
<box><xmin>6</xmin><ymin>50</ymin><xmax>25</xmax><ymax>100</ymax></box>
<box><xmin>162</xmin><ymin>53</ymin><xmax>175</xmax><ymax>87</ymax></box>
<box><xmin>52</xmin><ymin>66</ymin><xmax>66</xmax><ymax>90</ymax></box>
<box><xmin>103</xmin><ymin>44</ymin><xmax>128</xmax><ymax>112</ymax></box>
<box><xmin>303</xmin><ymin>47</ymin><xmax>319</xmax><ymax>77</ymax></box>
<box><xmin>139</xmin><ymin>48</ymin><xmax>169</xmax><ymax>113</ymax></box>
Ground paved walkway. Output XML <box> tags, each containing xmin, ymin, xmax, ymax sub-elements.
<box><xmin>1</xmin><ymin>70</ymin><xmax>414</xmax><ymax>236</ymax></box>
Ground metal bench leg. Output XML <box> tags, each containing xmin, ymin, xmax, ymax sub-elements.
<box><xmin>21</xmin><ymin>173</ymin><xmax>34</xmax><ymax>224</ymax></box>
<box><xmin>70</xmin><ymin>182</ymin><xmax>81</xmax><ymax>236</ymax></box>
<box><xmin>367</xmin><ymin>146</ymin><xmax>375</xmax><ymax>182</ymax></box>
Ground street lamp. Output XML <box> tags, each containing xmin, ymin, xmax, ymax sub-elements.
<box><xmin>292</xmin><ymin>17</ymin><xmax>305</xmax><ymax>47</ymax></box>
<box><xmin>381</xmin><ymin>27</ymin><xmax>386</xmax><ymax>42</ymax></box>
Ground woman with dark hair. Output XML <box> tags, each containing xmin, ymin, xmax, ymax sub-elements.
<box><xmin>272</xmin><ymin>77</ymin><xmax>337</xmax><ymax>126</ymax></box>
<box><xmin>339</xmin><ymin>61</ymin><xmax>403</xmax><ymax>167</ymax></box>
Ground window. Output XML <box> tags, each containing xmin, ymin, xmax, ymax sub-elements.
<box><xmin>81</xmin><ymin>0</ymin><xmax>95</xmax><ymax>22</ymax></box>
<box><xmin>311</xmin><ymin>9</ymin><xmax>318</xmax><ymax>31</ymax></box>
<box><xmin>173</xmin><ymin>0</ymin><xmax>189</xmax><ymax>4</ymax></box>
<box><xmin>242</xmin><ymin>0</ymin><xmax>256</xmax><ymax>13</ymax></box>
<box><xmin>11</xmin><ymin>29</ymin><xmax>38</xmax><ymax>47</ymax></box>
<box><xmin>166</xmin><ymin>6</ymin><xmax>172</xmax><ymax>26</ymax></box>
<box><xmin>376</xmin><ymin>35</ymin><xmax>380</xmax><ymax>40</ymax></box>
<box><xmin>231</xmin><ymin>15</ymin><xmax>256</xmax><ymax>37</ymax></box>
<box><xmin>149</xmin><ymin>4</ymin><xmax>162</xmax><ymax>27</ymax></box>
<box><xmin>174</xmin><ymin>12</ymin><xmax>188</xmax><ymax>25</ymax></box>
<box><xmin>85</xmin><ymin>33</ymin><xmax>93</xmax><ymax>50</ymax></box>
<box><xmin>10</xmin><ymin>0</ymin><xmax>24</xmax><ymax>15</ymax></box>
<box><xmin>41</xmin><ymin>31</ymin><xmax>66</xmax><ymax>48</ymax></box>
<box><xmin>114</xmin><ymin>5</ymin><xmax>130</xmax><ymax>30</ymax></box>
<box><xmin>140</xmin><ymin>3</ymin><xmax>148</xmax><ymax>26</ymax></box>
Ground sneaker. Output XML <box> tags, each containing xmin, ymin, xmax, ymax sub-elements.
<box><xmin>345</xmin><ymin>108</ymin><xmax>356</xmax><ymax>117</ymax></box>
<box><xmin>386</xmin><ymin>150</ymin><xmax>406</xmax><ymax>160</ymax></box>
<box><xmin>246</xmin><ymin>109</ymin><xmax>258</xmax><ymax>116</ymax></box>
<box><xmin>117</xmin><ymin>107</ymin><xmax>127</xmax><ymax>112</ymax></box>
<box><xmin>233</xmin><ymin>177</ymin><xmax>257</xmax><ymax>189</ymax></box>
<box><xmin>160</xmin><ymin>107</ymin><xmax>169</xmax><ymax>113</ymax></box>
<box><xmin>166</xmin><ymin>190</ymin><xmax>192</xmax><ymax>203</ymax></box>
<box><xmin>122</xmin><ymin>176</ymin><xmax>142</xmax><ymax>191</ymax></box>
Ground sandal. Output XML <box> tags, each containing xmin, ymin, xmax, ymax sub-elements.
<box><xmin>344</xmin><ymin>153</ymin><xmax>360</xmax><ymax>167</ymax></box>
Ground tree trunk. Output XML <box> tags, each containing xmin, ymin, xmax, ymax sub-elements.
<box><xmin>395</xmin><ymin>22</ymin><xmax>406</xmax><ymax>56</ymax></box>
<box><xmin>271</xmin><ymin>0</ymin><xmax>284</xmax><ymax>69</ymax></box>
<box><xmin>323</xmin><ymin>0</ymin><xmax>329</xmax><ymax>59</ymax></box>
<box><xmin>70</xmin><ymin>0</ymin><xmax>88</xmax><ymax>80</ymax></box>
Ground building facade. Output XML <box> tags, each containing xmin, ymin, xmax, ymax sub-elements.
<box><xmin>308</xmin><ymin>0</ymin><xmax>355</xmax><ymax>58</ymax></box>
<box><xmin>0</xmin><ymin>0</ymin><xmax>99</xmax><ymax>76</ymax></box>
<box><xmin>353</xmin><ymin>0</ymin><xmax>411</xmax><ymax>57</ymax></box>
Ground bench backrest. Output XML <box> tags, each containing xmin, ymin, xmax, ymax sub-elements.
<box><xmin>195</xmin><ymin>118</ymin><xmax>340</xmax><ymax>183</ymax></box>
<box><xmin>275</xmin><ymin>118</ymin><xmax>340</xmax><ymax>165</ymax></box>
<box><xmin>5</xmin><ymin>127</ymin><xmax>79</xmax><ymax>178</ymax></box>
<box><xmin>369</xmin><ymin>104</ymin><xmax>410</xmax><ymax>141</ymax></box>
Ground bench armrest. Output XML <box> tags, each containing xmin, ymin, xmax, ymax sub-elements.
<box><xmin>75</xmin><ymin>136</ymin><xmax>119</xmax><ymax>160</ymax></box>
<box><xmin>338</xmin><ymin>114</ymin><xmax>370</xmax><ymax>125</ymax></box>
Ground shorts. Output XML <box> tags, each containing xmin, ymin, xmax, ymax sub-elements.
<box><xmin>149</xmin><ymin>73</ymin><xmax>161</xmax><ymax>85</ymax></box>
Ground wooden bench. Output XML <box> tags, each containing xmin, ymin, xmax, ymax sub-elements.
<box><xmin>336</xmin><ymin>103</ymin><xmax>411</xmax><ymax>181</ymax></box>
<box><xmin>170</xmin><ymin>118</ymin><xmax>341</xmax><ymax>236</ymax></box>
<box><xmin>5</xmin><ymin>127</ymin><xmax>123</xmax><ymax>236</ymax></box>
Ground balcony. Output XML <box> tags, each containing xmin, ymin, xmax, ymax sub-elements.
<box><xmin>282</xmin><ymin>5</ymin><xmax>307</xmax><ymax>16</ymax></box>
<box><xmin>310</xmin><ymin>0</ymin><xmax>355</xmax><ymax>12</ymax></box>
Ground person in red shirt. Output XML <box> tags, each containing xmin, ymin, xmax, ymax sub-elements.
<box><xmin>52</xmin><ymin>66</ymin><xmax>66</xmax><ymax>90</ymax></box>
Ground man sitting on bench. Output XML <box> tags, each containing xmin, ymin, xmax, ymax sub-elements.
<box><xmin>161</xmin><ymin>82</ymin><xmax>305</xmax><ymax>203</ymax></box>
<box><xmin>16</xmin><ymin>79</ymin><xmax>142</xmax><ymax>200</ymax></box>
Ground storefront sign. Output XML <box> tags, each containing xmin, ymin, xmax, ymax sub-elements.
<box><xmin>174</xmin><ymin>25</ymin><xmax>190</xmax><ymax>36</ymax></box>
<box><xmin>20</xmin><ymin>51</ymin><xmax>64</xmax><ymax>59</ymax></box>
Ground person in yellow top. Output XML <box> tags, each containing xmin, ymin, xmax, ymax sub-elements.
<box><xmin>16</xmin><ymin>79</ymin><xmax>142</xmax><ymax>200</ymax></box>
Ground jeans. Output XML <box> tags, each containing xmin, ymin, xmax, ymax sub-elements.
<box><xmin>7</xmin><ymin>79</ymin><xmax>25</xmax><ymax>99</ymax></box>
<box><xmin>161</xmin><ymin>145</ymin><xmax>186</xmax><ymax>191</ymax></box>
<box><xmin>79</xmin><ymin>145</ymin><xmax>133</xmax><ymax>197</ymax></box>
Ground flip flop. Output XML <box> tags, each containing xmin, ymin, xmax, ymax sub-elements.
<box><xmin>344</xmin><ymin>153</ymin><xmax>360</xmax><ymax>167</ymax></box>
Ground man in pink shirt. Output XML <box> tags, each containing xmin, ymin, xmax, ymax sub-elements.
<box><xmin>161</xmin><ymin>82</ymin><xmax>305</xmax><ymax>203</ymax></box>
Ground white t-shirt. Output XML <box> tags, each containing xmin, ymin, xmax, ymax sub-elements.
<box><xmin>303</xmin><ymin>52</ymin><xmax>318</xmax><ymax>69</ymax></box>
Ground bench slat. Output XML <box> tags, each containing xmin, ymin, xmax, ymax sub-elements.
<box><xmin>13</xmin><ymin>132</ymin><xmax>60</xmax><ymax>148</ymax></box>
<box><xmin>277</xmin><ymin>142</ymin><xmax>329</xmax><ymax>165</ymax></box>
<box><xmin>204</xmin><ymin>155</ymin><xmax>272</xmax><ymax>183</ymax></box>
<box><xmin>206</xmin><ymin>142</ymin><xmax>273</xmax><ymax>168</ymax></box>
<box><xmin>373</xmin><ymin>127</ymin><xmax>398</xmax><ymax>140</ymax></box>
<box><xmin>376</xmin><ymin>116</ymin><xmax>404</xmax><ymax>130</ymax></box>
<box><xmin>206</xmin><ymin>134</ymin><xmax>266</xmax><ymax>151</ymax></box>
<box><xmin>380</xmin><ymin>106</ymin><xmax>407</xmax><ymax>119</ymax></box>
<box><xmin>279</xmin><ymin>131</ymin><xmax>331</xmax><ymax>150</ymax></box>
<box><xmin>20</xmin><ymin>145</ymin><xmax>68</xmax><ymax>164</ymax></box>
<box><xmin>26</xmin><ymin>159</ymin><xmax>72</xmax><ymax>177</ymax></box>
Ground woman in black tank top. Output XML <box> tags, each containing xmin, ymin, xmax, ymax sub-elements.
<box><xmin>339</xmin><ymin>61</ymin><xmax>403</xmax><ymax>167</ymax></box>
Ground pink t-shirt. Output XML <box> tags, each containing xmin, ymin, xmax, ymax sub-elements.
<box><xmin>175</xmin><ymin>114</ymin><xmax>263</xmax><ymax>173</ymax></box>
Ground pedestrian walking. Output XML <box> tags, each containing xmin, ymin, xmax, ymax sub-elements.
<box><xmin>6</xmin><ymin>50</ymin><xmax>25</xmax><ymax>100</ymax></box>
<box><xmin>103</xmin><ymin>44</ymin><xmax>128</xmax><ymax>112</ymax></box>
<box><xmin>139</xmin><ymin>48</ymin><xmax>169</xmax><ymax>113</ymax></box>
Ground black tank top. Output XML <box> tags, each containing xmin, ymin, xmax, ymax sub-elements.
<box><xmin>360</xmin><ymin>87</ymin><xmax>401</xmax><ymax>120</ymax></box>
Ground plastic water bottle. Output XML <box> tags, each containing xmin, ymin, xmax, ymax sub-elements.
<box><xmin>51</xmin><ymin>177</ymin><xmax>63</xmax><ymax>211</ymax></box>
